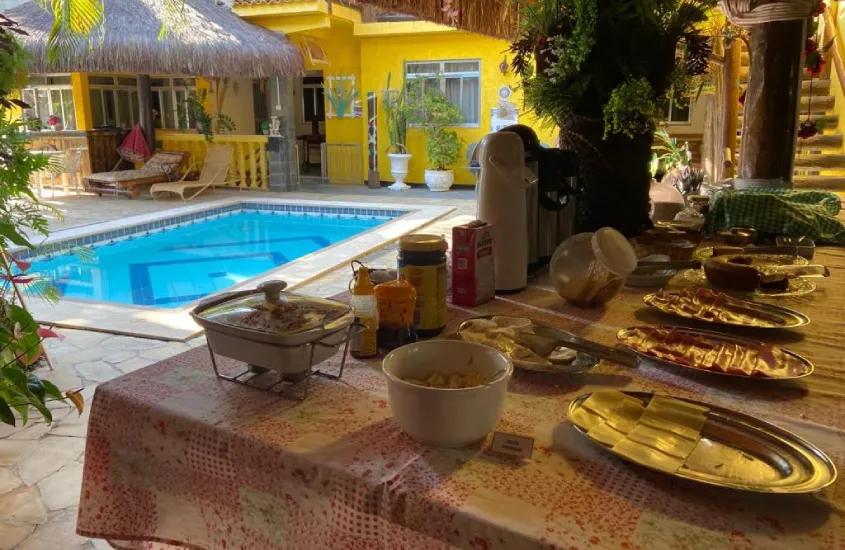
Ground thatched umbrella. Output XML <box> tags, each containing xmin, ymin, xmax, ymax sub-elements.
<box><xmin>8</xmin><ymin>0</ymin><xmax>304</xmax><ymax>148</ymax></box>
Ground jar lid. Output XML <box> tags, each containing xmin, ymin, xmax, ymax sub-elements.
<box><xmin>399</xmin><ymin>234</ymin><xmax>446</xmax><ymax>253</ymax></box>
<box><xmin>591</xmin><ymin>227</ymin><xmax>637</xmax><ymax>277</ymax></box>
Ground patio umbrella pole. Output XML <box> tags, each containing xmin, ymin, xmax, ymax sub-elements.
<box><xmin>137</xmin><ymin>74</ymin><xmax>155</xmax><ymax>153</ymax></box>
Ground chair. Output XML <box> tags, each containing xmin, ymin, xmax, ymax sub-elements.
<box><xmin>62</xmin><ymin>147</ymin><xmax>87</xmax><ymax>196</ymax></box>
<box><xmin>84</xmin><ymin>150</ymin><xmax>188</xmax><ymax>198</ymax></box>
<box><xmin>150</xmin><ymin>145</ymin><xmax>238</xmax><ymax>201</ymax></box>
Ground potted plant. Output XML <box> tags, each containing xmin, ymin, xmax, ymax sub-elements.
<box><xmin>509</xmin><ymin>0</ymin><xmax>714</xmax><ymax>236</ymax></box>
<box><xmin>412</xmin><ymin>87</ymin><xmax>464</xmax><ymax>192</ymax></box>
<box><xmin>383</xmin><ymin>73</ymin><xmax>412</xmax><ymax>191</ymax></box>
<box><xmin>47</xmin><ymin>115</ymin><xmax>62</xmax><ymax>131</ymax></box>
<box><xmin>181</xmin><ymin>89</ymin><xmax>236</xmax><ymax>142</ymax></box>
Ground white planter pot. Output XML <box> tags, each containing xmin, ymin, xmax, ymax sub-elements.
<box><xmin>388</xmin><ymin>153</ymin><xmax>412</xmax><ymax>191</ymax></box>
<box><xmin>425</xmin><ymin>169</ymin><xmax>454</xmax><ymax>192</ymax></box>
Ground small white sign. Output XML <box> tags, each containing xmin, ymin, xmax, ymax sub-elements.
<box><xmin>490</xmin><ymin>432</ymin><xmax>534</xmax><ymax>459</ymax></box>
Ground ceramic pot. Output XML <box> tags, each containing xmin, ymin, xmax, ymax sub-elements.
<box><xmin>388</xmin><ymin>153</ymin><xmax>412</xmax><ymax>191</ymax></box>
<box><xmin>424</xmin><ymin>169</ymin><xmax>454</xmax><ymax>192</ymax></box>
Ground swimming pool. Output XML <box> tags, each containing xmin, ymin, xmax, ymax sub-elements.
<box><xmin>28</xmin><ymin>204</ymin><xmax>398</xmax><ymax>308</ymax></box>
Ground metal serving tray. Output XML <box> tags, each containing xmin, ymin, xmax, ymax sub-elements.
<box><xmin>616</xmin><ymin>326</ymin><xmax>814</xmax><ymax>380</ymax></box>
<box><xmin>568</xmin><ymin>391</ymin><xmax>837</xmax><ymax>493</ymax></box>
<box><xmin>643</xmin><ymin>290</ymin><xmax>810</xmax><ymax>330</ymax></box>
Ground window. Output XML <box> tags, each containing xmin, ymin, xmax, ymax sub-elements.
<box><xmin>150</xmin><ymin>77</ymin><xmax>197</xmax><ymax>130</ymax></box>
<box><xmin>88</xmin><ymin>75</ymin><xmax>139</xmax><ymax>129</ymax></box>
<box><xmin>302</xmin><ymin>76</ymin><xmax>325</xmax><ymax>124</ymax></box>
<box><xmin>21</xmin><ymin>75</ymin><xmax>76</xmax><ymax>130</ymax></box>
<box><xmin>405</xmin><ymin>60</ymin><xmax>481</xmax><ymax>126</ymax></box>
<box><xmin>662</xmin><ymin>96</ymin><xmax>692</xmax><ymax>124</ymax></box>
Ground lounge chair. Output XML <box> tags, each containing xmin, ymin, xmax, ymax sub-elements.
<box><xmin>84</xmin><ymin>150</ymin><xmax>188</xmax><ymax>198</ymax></box>
<box><xmin>150</xmin><ymin>145</ymin><xmax>239</xmax><ymax>201</ymax></box>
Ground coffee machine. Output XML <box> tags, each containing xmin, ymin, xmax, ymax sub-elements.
<box><xmin>500</xmin><ymin>125</ymin><xmax>580</xmax><ymax>270</ymax></box>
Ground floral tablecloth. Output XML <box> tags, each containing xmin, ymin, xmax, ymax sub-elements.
<box><xmin>77</xmin><ymin>248</ymin><xmax>845</xmax><ymax>550</ymax></box>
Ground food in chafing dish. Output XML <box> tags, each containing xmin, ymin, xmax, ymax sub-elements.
<box><xmin>404</xmin><ymin>372</ymin><xmax>486</xmax><ymax>389</ymax></box>
<box><xmin>618</xmin><ymin>326</ymin><xmax>810</xmax><ymax>378</ymax></box>
<box><xmin>215</xmin><ymin>300</ymin><xmax>346</xmax><ymax>335</ymax></box>
<box><xmin>645</xmin><ymin>288</ymin><xmax>788</xmax><ymax>328</ymax></box>
<box><xmin>459</xmin><ymin>316</ymin><xmax>578</xmax><ymax>368</ymax></box>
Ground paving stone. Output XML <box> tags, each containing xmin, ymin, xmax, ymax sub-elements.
<box><xmin>50</xmin><ymin>405</ymin><xmax>91</xmax><ymax>438</ymax></box>
<box><xmin>0</xmin><ymin>468</ymin><xmax>22</xmax><ymax>493</ymax></box>
<box><xmin>37</xmin><ymin>461</ymin><xmax>84</xmax><ymax>511</ymax></box>
<box><xmin>18</xmin><ymin>507</ymin><xmax>89</xmax><ymax>550</ymax></box>
<box><xmin>100</xmin><ymin>336</ymin><xmax>165</xmax><ymax>351</ymax></box>
<box><xmin>8</xmin><ymin>422</ymin><xmax>52</xmax><ymax>440</ymax></box>
<box><xmin>138</xmin><ymin>343</ymin><xmax>191</xmax><ymax>362</ymax></box>
<box><xmin>0</xmin><ymin>439</ymin><xmax>37</xmax><ymax>467</ymax></box>
<box><xmin>0</xmin><ymin>521</ymin><xmax>34</xmax><ymax>550</ymax></box>
<box><xmin>34</xmin><ymin>366</ymin><xmax>84</xmax><ymax>392</ymax></box>
<box><xmin>100</xmin><ymin>350</ymin><xmax>136</xmax><ymax>364</ymax></box>
<box><xmin>0</xmin><ymin>486</ymin><xmax>48</xmax><ymax>524</ymax></box>
<box><xmin>114</xmin><ymin>356</ymin><xmax>155</xmax><ymax>374</ymax></box>
<box><xmin>17</xmin><ymin>435</ymin><xmax>86</xmax><ymax>485</ymax></box>
<box><xmin>89</xmin><ymin>538</ymin><xmax>114</xmax><ymax>550</ymax></box>
<box><xmin>0</xmin><ymin>421</ymin><xmax>22</xmax><ymax>439</ymax></box>
<box><xmin>74</xmin><ymin>361</ymin><xmax>123</xmax><ymax>384</ymax></box>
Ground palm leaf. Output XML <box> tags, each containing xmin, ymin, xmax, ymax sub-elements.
<box><xmin>43</xmin><ymin>0</ymin><xmax>103</xmax><ymax>62</ymax></box>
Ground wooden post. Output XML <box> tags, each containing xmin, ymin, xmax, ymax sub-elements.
<box><xmin>137</xmin><ymin>74</ymin><xmax>155</xmax><ymax>152</ymax></box>
<box><xmin>720</xmin><ymin>38</ymin><xmax>741</xmax><ymax>180</ymax></box>
<box><xmin>738</xmin><ymin>20</ymin><xmax>806</xmax><ymax>183</ymax></box>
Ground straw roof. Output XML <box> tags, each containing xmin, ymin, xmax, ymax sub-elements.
<box><xmin>7</xmin><ymin>0</ymin><xmax>304</xmax><ymax>77</ymax></box>
<box><xmin>233</xmin><ymin>0</ymin><xmax>518</xmax><ymax>39</ymax></box>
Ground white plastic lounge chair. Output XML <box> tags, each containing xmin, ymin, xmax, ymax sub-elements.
<box><xmin>150</xmin><ymin>145</ymin><xmax>238</xmax><ymax>201</ymax></box>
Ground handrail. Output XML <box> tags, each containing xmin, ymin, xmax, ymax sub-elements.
<box><xmin>159</xmin><ymin>134</ymin><xmax>269</xmax><ymax>189</ymax></box>
<box><xmin>824</xmin><ymin>10</ymin><xmax>845</xmax><ymax>108</ymax></box>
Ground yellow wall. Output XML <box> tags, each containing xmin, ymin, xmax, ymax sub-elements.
<box><xmin>208</xmin><ymin>78</ymin><xmax>256</xmax><ymax>135</ymax></box>
<box><xmin>359</xmin><ymin>32</ymin><xmax>557</xmax><ymax>186</ymax></box>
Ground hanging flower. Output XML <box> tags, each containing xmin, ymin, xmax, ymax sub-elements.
<box><xmin>805</xmin><ymin>38</ymin><xmax>818</xmax><ymax>56</ymax></box>
<box><xmin>807</xmin><ymin>53</ymin><xmax>825</xmax><ymax>76</ymax></box>
<box><xmin>8</xmin><ymin>256</ymin><xmax>31</xmax><ymax>273</ymax></box>
<box><xmin>1</xmin><ymin>274</ymin><xmax>33</xmax><ymax>284</ymax></box>
<box><xmin>37</xmin><ymin>326</ymin><xmax>65</xmax><ymax>341</ymax></box>
<box><xmin>813</xmin><ymin>2</ymin><xmax>827</xmax><ymax>17</ymax></box>
<box><xmin>738</xmin><ymin>89</ymin><xmax>746</xmax><ymax>106</ymax></box>
<box><xmin>798</xmin><ymin>119</ymin><xmax>819</xmax><ymax>139</ymax></box>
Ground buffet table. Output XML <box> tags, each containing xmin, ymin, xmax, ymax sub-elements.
<box><xmin>76</xmin><ymin>248</ymin><xmax>845</xmax><ymax>550</ymax></box>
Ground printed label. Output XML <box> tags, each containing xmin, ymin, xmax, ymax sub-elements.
<box><xmin>490</xmin><ymin>432</ymin><xmax>534</xmax><ymax>459</ymax></box>
<box><xmin>399</xmin><ymin>263</ymin><xmax>446</xmax><ymax>331</ymax></box>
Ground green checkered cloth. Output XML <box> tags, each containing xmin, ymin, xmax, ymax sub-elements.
<box><xmin>707</xmin><ymin>188</ymin><xmax>845</xmax><ymax>245</ymax></box>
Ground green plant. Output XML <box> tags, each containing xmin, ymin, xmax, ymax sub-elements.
<box><xmin>326</xmin><ymin>80</ymin><xmax>359</xmax><ymax>118</ymax></box>
<box><xmin>410</xmin><ymin>87</ymin><xmax>464</xmax><ymax>171</ymax></box>
<box><xmin>0</xmin><ymin>26</ymin><xmax>83</xmax><ymax>426</ymax></box>
<box><xmin>180</xmin><ymin>89</ymin><xmax>236</xmax><ymax>142</ymax></box>
<box><xmin>651</xmin><ymin>128</ymin><xmax>691</xmax><ymax>173</ymax></box>
<box><xmin>508</xmin><ymin>0</ymin><xmax>716</xmax><ymax>235</ymax></box>
<box><xmin>382</xmin><ymin>73</ymin><xmax>410</xmax><ymax>154</ymax></box>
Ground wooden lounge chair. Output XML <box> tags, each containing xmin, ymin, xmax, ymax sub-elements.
<box><xmin>150</xmin><ymin>145</ymin><xmax>239</xmax><ymax>201</ymax></box>
<box><xmin>84</xmin><ymin>150</ymin><xmax>188</xmax><ymax>198</ymax></box>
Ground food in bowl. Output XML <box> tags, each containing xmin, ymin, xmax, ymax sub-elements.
<box><xmin>383</xmin><ymin>340</ymin><xmax>513</xmax><ymax>448</ymax></box>
<box><xmin>404</xmin><ymin>371</ymin><xmax>486</xmax><ymax>389</ymax></box>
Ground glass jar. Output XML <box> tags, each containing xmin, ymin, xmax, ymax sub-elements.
<box><xmin>397</xmin><ymin>234</ymin><xmax>447</xmax><ymax>337</ymax></box>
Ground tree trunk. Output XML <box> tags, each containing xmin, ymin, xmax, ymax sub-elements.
<box><xmin>738</xmin><ymin>20</ymin><xmax>805</xmax><ymax>183</ymax></box>
<box><xmin>720</xmin><ymin>38</ymin><xmax>741</xmax><ymax>180</ymax></box>
<box><xmin>137</xmin><ymin>74</ymin><xmax>155</xmax><ymax>153</ymax></box>
<box><xmin>559</xmin><ymin>115</ymin><xmax>653</xmax><ymax>238</ymax></box>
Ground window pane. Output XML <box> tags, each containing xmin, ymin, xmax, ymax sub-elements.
<box><xmin>50</xmin><ymin>90</ymin><xmax>62</xmax><ymax>118</ymax></box>
<box><xmin>116</xmin><ymin>91</ymin><xmax>131</xmax><ymax>129</ymax></box>
<box><xmin>161</xmin><ymin>92</ymin><xmax>175</xmax><ymax>129</ymax></box>
<box><xmin>461</xmin><ymin>77</ymin><xmax>479</xmax><ymax>124</ymax></box>
<box><xmin>103</xmin><ymin>90</ymin><xmax>116</xmax><ymax>126</ymax></box>
<box><xmin>407</xmin><ymin>62</ymin><xmax>440</xmax><ymax>75</ymax></box>
<box><xmin>90</xmin><ymin>89</ymin><xmax>104</xmax><ymax>127</ymax></box>
<box><xmin>443</xmin><ymin>61</ymin><xmax>479</xmax><ymax>74</ymax></box>
<box><xmin>117</xmin><ymin>77</ymin><xmax>136</xmax><ymax>86</ymax></box>
<box><xmin>21</xmin><ymin>89</ymin><xmax>35</xmax><ymax>115</ymax></box>
<box><xmin>28</xmin><ymin>76</ymin><xmax>46</xmax><ymax>86</ymax></box>
<box><xmin>152</xmin><ymin>92</ymin><xmax>162</xmax><ymax>129</ymax></box>
<box><xmin>61</xmin><ymin>89</ymin><xmax>76</xmax><ymax>130</ymax></box>
<box><xmin>316</xmin><ymin>88</ymin><xmax>325</xmax><ymax>120</ymax></box>
<box><xmin>46</xmin><ymin>75</ymin><xmax>71</xmax><ymax>85</ymax></box>
<box><xmin>89</xmin><ymin>75</ymin><xmax>114</xmax><ymax>85</ymax></box>
<box><xmin>36</xmin><ymin>89</ymin><xmax>49</xmax><ymax>125</ymax></box>
<box><xmin>671</xmin><ymin>102</ymin><xmax>691</xmax><ymax>122</ymax></box>
<box><xmin>175</xmin><ymin>90</ymin><xmax>187</xmax><ymax>129</ymax></box>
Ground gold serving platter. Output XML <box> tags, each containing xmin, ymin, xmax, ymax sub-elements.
<box><xmin>643</xmin><ymin>289</ymin><xmax>810</xmax><ymax>329</ymax></box>
<box><xmin>693</xmin><ymin>247</ymin><xmax>810</xmax><ymax>266</ymax></box>
<box><xmin>681</xmin><ymin>269</ymin><xmax>817</xmax><ymax>298</ymax></box>
<box><xmin>617</xmin><ymin>326</ymin><xmax>814</xmax><ymax>380</ymax></box>
<box><xmin>569</xmin><ymin>391</ymin><xmax>837</xmax><ymax>493</ymax></box>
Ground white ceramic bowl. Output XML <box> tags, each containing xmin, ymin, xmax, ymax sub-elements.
<box><xmin>382</xmin><ymin>340</ymin><xmax>513</xmax><ymax>448</ymax></box>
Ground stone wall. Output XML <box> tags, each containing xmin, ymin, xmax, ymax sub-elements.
<box><xmin>266</xmin><ymin>77</ymin><xmax>299</xmax><ymax>192</ymax></box>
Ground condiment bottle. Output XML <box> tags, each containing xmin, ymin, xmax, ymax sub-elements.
<box><xmin>350</xmin><ymin>266</ymin><xmax>379</xmax><ymax>359</ymax></box>
<box><xmin>397</xmin><ymin>234</ymin><xmax>448</xmax><ymax>337</ymax></box>
<box><xmin>374</xmin><ymin>278</ymin><xmax>417</xmax><ymax>352</ymax></box>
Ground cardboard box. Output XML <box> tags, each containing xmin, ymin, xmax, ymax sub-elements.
<box><xmin>451</xmin><ymin>221</ymin><xmax>495</xmax><ymax>307</ymax></box>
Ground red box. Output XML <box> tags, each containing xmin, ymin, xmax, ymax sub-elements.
<box><xmin>451</xmin><ymin>221</ymin><xmax>495</xmax><ymax>307</ymax></box>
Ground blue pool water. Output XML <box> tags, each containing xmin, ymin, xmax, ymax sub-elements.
<box><xmin>31</xmin><ymin>210</ymin><xmax>387</xmax><ymax>308</ymax></box>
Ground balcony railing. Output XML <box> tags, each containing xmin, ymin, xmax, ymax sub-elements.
<box><xmin>158</xmin><ymin>133</ymin><xmax>269</xmax><ymax>189</ymax></box>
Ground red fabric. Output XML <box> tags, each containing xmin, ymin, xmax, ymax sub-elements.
<box><xmin>117</xmin><ymin>124</ymin><xmax>151</xmax><ymax>163</ymax></box>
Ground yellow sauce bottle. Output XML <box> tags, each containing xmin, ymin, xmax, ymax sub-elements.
<box><xmin>350</xmin><ymin>266</ymin><xmax>379</xmax><ymax>359</ymax></box>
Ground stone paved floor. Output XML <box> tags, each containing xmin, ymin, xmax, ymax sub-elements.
<box><xmin>0</xmin><ymin>185</ymin><xmax>477</xmax><ymax>549</ymax></box>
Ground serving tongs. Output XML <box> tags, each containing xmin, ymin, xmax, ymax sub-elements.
<box><xmin>529</xmin><ymin>323</ymin><xmax>640</xmax><ymax>369</ymax></box>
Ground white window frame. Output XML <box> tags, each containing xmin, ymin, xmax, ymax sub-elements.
<box><xmin>88</xmin><ymin>75</ymin><xmax>139</xmax><ymax>129</ymax></box>
<box><xmin>151</xmin><ymin>77</ymin><xmax>197</xmax><ymax>130</ymax></box>
<box><xmin>405</xmin><ymin>59</ymin><xmax>481</xmax><ymax>128</ymax></box>
<box><xmin>664</xmin><ymin>96</ymin><xmax>693</xmax><ymax>125</ymax></box>
<box><xmin>21</xmin><ymin>74</ymin><xmax>76</xmax><ymax>130</ymax></box>
<box><xmin>301</xmin><ymin>82</ymin><xmax>325</xmax><ymax>124</ymax></box>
